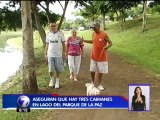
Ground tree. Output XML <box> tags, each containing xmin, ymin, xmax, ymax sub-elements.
<box><xmin>31</xmin><ymin>1</ymin><xmax>46</xmax><ymax>47</ymax></box>
<box><xmin>148</xmin><ymin>0</ymin><xmax>160</xmax><ymax>15</ymax></box>
<box><xmin>75</xmin><ymin>0</ymin><xmax>140</xmax><ymax>31</ymax></box>
<box><xmin>0</xmin><ymin>1</ymin><xmax>60</xmax><ymax>45</ymax></box>
<box><xmin>21</xmin><ymin>1</ymin><xmax>38</xmax><ymax>93</ymax></box>
<box><xmin>57</xmin><ymin>0</ymin><xmax>69</xmax><ymax>30</ymax></box>
<box><xmin>37</xmin><ymin>0</ymin><xmax>62</xmax><ymax>25</ymax></box>
<box><xmin>38</xmin><ymin>0</ymin><xmax>54</xmax><ymax>23</ymax></box>
<box><xmin>78</xmin><ymin>1</ymin><xmax>100</xmax><ymax>22</ymax></box>
<box><xmin>73</xmin><ymin>0</ymin><xmax>99</xmax><ymax>22</ymax></box>
<box><xmin>97</xmin><ymin>1</ymin><xmax>110</xmax><ymax>30</ymax></box>
<box><xmin>31</xmin><ymin>1</ymin><xmax>60</xmax><ymax>47</ymax></box>
<box><xmin>142</xmin><ymin>0</ymin><xmax>147</xmax><ymax>32</ymax></box>
<box><xmin>109</xmin><ymin>0</ymin><xmax>140</xmax><ymax>31</ymax></box>
<box><xmin>0</xmin><ymin>7</ymin><xmax>21</xmax><ymax>32</ymax></box>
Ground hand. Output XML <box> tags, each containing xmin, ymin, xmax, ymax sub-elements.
<box><xmin>82</xmin><ymin>36</ymin><xmax>84</xmax><ymax>40</ymax></box>
<box><xmin>135</xmin><ymin>98</ymin><xmax>138</xmax><ymax>103</ymax></box>
<box><xmin>104</xmin><ymin>46</ymin><xmax>109</xmax><ymax>50</ymax></box>
<box><xmin>62</xmin><ymin>53</ymin><xmax>66</xmax><ymax>61</ymax></box>
<box><xmin>139</xmin><ymin>97</ymin><xmax>142</xmax><ymax>103</ymax></box>
<box><xmin>45</xmin><ymin>55</ymin><xmax>48</xmax><ymax>64</ymax></box>
<box><xmin>82</xmin><ymin>55</ymin><xmax>85</xmax><ymax>59</ymax></box>
<box><xmin>81</xmin><ymin>36</ymin><xmax>84</xmax><ymax>42</ymax></box>
<box><xmin>65</xmin><ymin>54</ymin><xmax>68</xmax><ymax>60</ymax></box>
<box><xmin>137</xmin><ymin>97</ymin><xmax>142</xmax><ymax>103</ymax></box>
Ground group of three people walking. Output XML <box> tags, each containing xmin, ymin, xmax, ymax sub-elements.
<box><xmin>44</xmin><ymin>22</ymin><xmax>112</xmax><ymax>91</ymax></box>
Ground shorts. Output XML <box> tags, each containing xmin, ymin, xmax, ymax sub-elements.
<box><xmin>90</xmin><ymin>59</ymin><xmax>108</xmax><ymax>73</ymax></box>
<box><xmin>48</xmin><ymin>57</ymin><xmax>64</xmax><ymax>73</ymax></box>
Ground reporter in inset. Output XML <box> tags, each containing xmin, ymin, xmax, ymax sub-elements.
<box><xmin>131</xmin><ymin>86</ymin><xmax>146</xmax><ymax>111</ymax></box>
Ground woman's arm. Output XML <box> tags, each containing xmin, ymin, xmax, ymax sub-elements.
<box><xmin>143</xmin><ymin>96</ymin><xmax>146</xmax><ymax>110</ymax></box>
<box><xmin>141</xmin><ymin>95</ymin><xmax>146</xmax><ymax>108</ymax></box>
<box><xmin>131</xmin><ymin>96</ymin><xmax>136</xmax><ymax>110</ymax></box>
<box><xmin>78</xmin><ymin>37</ymin><xmax>85</xmax><ymax>58</ymax></box>
<box><xmin>65</xmin><ymin>37</ymin><xmax>70</xmax><ymax>59</ymax></box>
<box><xmin>62</xmin><ymin>42</ymin><xmax>66</xmax><ymax>60</ymax></box>
<box><xmin>81</xmin><ymin>46</ymin><xmax>84</xmax><ymax>58</ymax></box>
<box><xmin>44</xmin><ymin>43</ymin><xmax>48</xmax><ymax>61</ymax></box>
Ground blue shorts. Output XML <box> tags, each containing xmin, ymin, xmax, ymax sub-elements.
<box><xmin>48</xmin><ymin>57</ymin><xmax>64</xmax><ymax>73</ymax></box>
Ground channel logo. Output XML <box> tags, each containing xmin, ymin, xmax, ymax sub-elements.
<box><xmin>16</xmin><ymin>95</ymin><xmax>30</xmax><ymax>112</ymax></box>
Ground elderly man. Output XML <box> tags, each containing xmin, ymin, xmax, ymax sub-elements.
<box><xmin>83</xmin><ymin>22</ymin><xmax>112</xmax><ymax>90</ymax></box>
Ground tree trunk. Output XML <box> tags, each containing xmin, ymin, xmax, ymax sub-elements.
<box><xmin>21</xmin><ymin>1</ymin><xmax>38</xmax><ymax>94</ymax></box>
<box><xmin>92</xmin><ymin>18</ymin><xmax>95</xmax><ymax>22</ymax></box>
<box><xmin>45</xmin><ymin>1</ymin><xmax>51</xmax><ymax>23</ymax></box>
<box><xmin>122</xmin><ymin>10</ymin><xmax>126</xmax><ymax>22</ymax></box>
<box><xmin>102</xmin><ymin>14</ymin><xmax>106</xmax><ymax>30</ymax></box>
<box><xmin>58</xmin><ymin>1</ymin><xmax>69</xmax><ymax>30</ymax></box>
<box><xmin>123</xmin><ymin>14</ymin><xmax>126</xmax><ymax>22</ymax></box>
<box><xmin>115</xmin><ymin>11</ymin><xmax>119</xmax><ymax>21</ymax></box>
<box><xmin>31</xmin><ymin>1</ymin><xmax>46</xmax><ymax>47</ymax></box>
<box><xmin>119</xmin><ymin>11</ymin><xmax>124</xmax><ymax>31</ymax></box>
<box><xmin>46</xmin><ymin>10</ymin><xmax>51</xmax><ymax>24</ymax></box>
<box><xmin>142</xmin><ymin>0</ymin><xmax>147</xmax><ymax>32</ymax></box>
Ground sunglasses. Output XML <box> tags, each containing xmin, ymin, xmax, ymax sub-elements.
<box><xmin>50</xmin><ymin>25</ymin><xmax>56</xmax><ymax>27</ymax></box>
<box><xmin>90</xmin><ymin>26</ymin><xmax>96</xmax><ymax>29</ymax></box>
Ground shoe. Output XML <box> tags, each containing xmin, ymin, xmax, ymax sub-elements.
<box><xmin>49</xmin><ymin>79</ymin><xmax>54</xmax><ymax>87</ymax></box>
<box><xmin>74</xmin><ymin>75</ymin><xmax>78</xmax><ymax>81</ymax></box>
<box><xmin>98</xmin><ymin>85</ymin><xmax>104</xmax><ymax>91</ymax></box>
<box><xmin>55</xmin><ymin>78</ymin><xmax>60</xmax><ymax>89</ymax></box>
<box><xmin>69</xmin><ymin>74</ymin><xmax>73</xmax><ymax>80</ymax></box>
<box><xmin>74</xmin><ymin>78</ymin><xmax>78</xmax><ymax>81</ymax></box>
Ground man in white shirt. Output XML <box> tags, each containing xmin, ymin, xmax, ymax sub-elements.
<box><xmin>45</xmin><ymin>22</ymin><xmax>66</xmax><ymax>89</ymax></box>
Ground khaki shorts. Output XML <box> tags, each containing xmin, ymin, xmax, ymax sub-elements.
<box><xmin>90</xmin><ymin>59</ymin><xmax>108</xmax><ymax>73</ymax></box>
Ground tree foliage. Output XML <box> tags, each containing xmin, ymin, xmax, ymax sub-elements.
<box><xmin>79</xmin><ymin>2</ymin><xmax>100</xmax><ymax>22</ymax></box>
<box><xmin>0</xmin><ymin>7</ymin><xmax>21</xmax><ymax>31</ymax></box>
<box><xmin>148</xmin><ymin>1</ymin><xmax>160</xmax><ymax>14</ymax></box>
<box><xmin>32</xmin><ymin>11</ymin><xmax>60</xmax><ymax>29</ymax></box>
<box><xmin>0</xmin><ymin>1</ymin><xmax>60</xmax><ymax>32</ymax></box>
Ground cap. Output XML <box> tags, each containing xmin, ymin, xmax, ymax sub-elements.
<box><xmin>90</xmin><ymin>22</ymin><xmax>100</xmax><ymax>28</ymax></box>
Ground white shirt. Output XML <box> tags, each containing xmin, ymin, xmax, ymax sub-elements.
<box><xmin>46</xmin><ymin>31</ymin><xmax>65</xmax><ymax>57</ymax></box>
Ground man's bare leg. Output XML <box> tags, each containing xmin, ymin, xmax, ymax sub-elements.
<box><xmin>97</xmin><ymin>73</ymin><xmax>103</xmax><ymax>85</ymax></box>
<box><xmin>91</xmin><ymin>72</ymin><xmax>95</xmax><ymax>84</ymax></box>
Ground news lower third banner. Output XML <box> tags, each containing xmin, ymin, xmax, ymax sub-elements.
<box><xmin>2</xmin><ymin>94</ymin><xmax>128</xmax><ymax>109</ymax></box>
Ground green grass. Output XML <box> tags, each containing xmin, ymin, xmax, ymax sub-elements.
<box><xmin>0</xmin><ymin>31</ymin><xmax>22</xmax><ymax>48</ymax></box>
<box><xmin>7</xmin><ymin>31</ymin><xmax>44</xmax><ymax>50</ymax></box>
<box><xmin>107</xmin><ymin>15</ymin><xmax>160</xmax><ymax>74</ymax></box>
